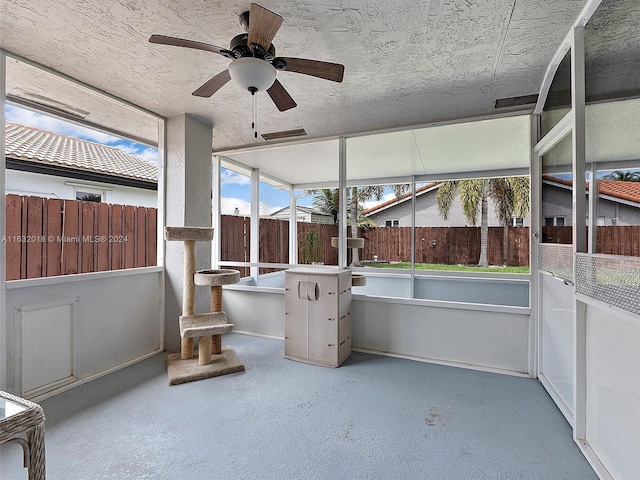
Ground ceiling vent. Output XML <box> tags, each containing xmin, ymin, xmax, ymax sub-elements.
<box><xmin>261</xmin><ymin>128</ymin><xmax>307</xmax><ymax>141</ymax></box>
<box><xmin>494</xmin><ymin>94</ymin><xmax>539</xmax><ymax>109</ymax></box>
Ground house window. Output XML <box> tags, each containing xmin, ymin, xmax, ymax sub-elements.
<box><xmin>512</xmin><ymin>217</ymin><xmax>524</xmax><ymax>227</ymax></box>
<box><xmin>385</xmin><ymin>219</ymin><xmax>399</xmax><ymax>227</ymax></box>
<box><xmin>544</xmin><ymin>216</ymin><xmax>565</xmax><ymax>227</ymax></box>
<box><xmin>75</xmin><ymin>190</ymin><xmax>103</xmax><ymax>202</ymax></box>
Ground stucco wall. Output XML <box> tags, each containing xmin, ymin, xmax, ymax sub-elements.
<box><xmin>5</xmin><ymin>169</ymin><xmax>157</xmax><ymax>208</ymax></box>
<box><xmin>542</xmin><ymin>182</ymin><xmax>640</xmax><ymax>226</ymax></box>
<box><xmin>367</xmin><ymin>190</ymin><xmax>510</xmax><ymax>227</ymax></box>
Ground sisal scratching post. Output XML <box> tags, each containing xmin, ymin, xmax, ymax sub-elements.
<box><xmin>182</xmin><ymin>239</ymin><xmax>196</xmax><ymax>359</ymax></box>
<box><xmin>198</xmin><ymin>335</ymin><xmax>212</xmax><ymax>365</ymax></box>
<box><xmin>211</xmin><ymin>285</ymin><xmax>223</xmax><ymax>354</ymax></box>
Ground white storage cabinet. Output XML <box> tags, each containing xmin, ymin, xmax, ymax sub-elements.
<box><xmin>284</xmin><ymin>268</ymin><xmax>352</xmax><ymax>367</ymax></box>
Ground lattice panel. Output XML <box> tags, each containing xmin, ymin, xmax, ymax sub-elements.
<box><xmin>576</xmin><ymin>253</ymin><xmax>640</xmax><ymax>317</ymax></box>
<box><xmin>539</xmin><ymin>244</ymin><xmax>574</xmax><ymax>280</ymax></box>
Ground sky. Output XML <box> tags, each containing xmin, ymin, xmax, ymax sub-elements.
<box><xmin>5</xmin><ymin>104</ymin><xmax>394</xmax><ymax>215</ymax></box>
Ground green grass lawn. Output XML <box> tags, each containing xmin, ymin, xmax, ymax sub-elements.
<box><xmin>361</xmin><ymin>261</ymin><xmax>530</xmax><ymax>274</ymax></box>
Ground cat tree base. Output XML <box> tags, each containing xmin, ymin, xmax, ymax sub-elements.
<box><xmin>166</xmin><ymin>346</ymin><xmax>245</xmax><ymax>386</ymax></box>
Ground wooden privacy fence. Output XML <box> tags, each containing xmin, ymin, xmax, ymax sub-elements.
<box><xmin>541</xmin><ymin>226</ymin><xmax>640</xmax><ymax>257</ymax></box>
<box><xmin>5</xmin><ymin>194</ymin><xmax>157</xmax><ymax>280</ymax></box>
<box><xmin>222</xmin><ymin>222</ymin><xmax>640</xmax><ymax>265</ymax></box>
<box><xmin>11</xmin><ymin>206</ymin><xmax>639</xmax><ymax>280</ymax></box>
<box><xmin>220</xmin><ymin>216</ymin><xmax>530</xmax><ymax>267</ymax></box>
<box><xmin>362</xmin><ymin>226</ymin><xmax>531</xmax><ymax>266</ymax></box>
<box><xmin>220</xmin><ymin>216</ymin><xmax>339</xmax><ymax>274</ymax></box>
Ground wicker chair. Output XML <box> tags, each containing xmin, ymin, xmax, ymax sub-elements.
<box><xmin>0</xmin><ymin>390</ymin><xmax>46</xmax><ymax>480</ymax></box>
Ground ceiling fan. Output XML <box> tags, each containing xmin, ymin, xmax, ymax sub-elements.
<box><xmin>149</xmin><ymin>3</ymin><xmax>345</xmax><ymax>113</ymax></box>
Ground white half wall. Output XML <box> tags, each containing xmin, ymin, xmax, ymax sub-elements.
<box><xmin>585</xmin><ymin>303</ymin><xmax>640</xmax><ymax>479</ymax></box>
<box><xmin>224</xmin><ymin>287</ymin><xmax>531</xmax><ymax>375</ymax></box>
<box><xmin>4</xmin><ymin>268</ymin><xmax>163</xmax><ymax>398</ymax></box>
<box><xmin>351</xmin><ymin>297</ymin><xmax>530</xmax><ymax>374</ymax></box>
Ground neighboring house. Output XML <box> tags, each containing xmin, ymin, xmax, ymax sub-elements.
<box><xmin>270</xmin><ymin>205</ymin><xmax>335</xmax><ymax>224</ymax></box>
<box><xmin>5</xmin><ymin>122</ymin><xmax>158</xmax><ymax>207</ymax></box>
<box><xmin>365</xmin><ymin>177</ymin><xmax>640</xmax><ymax>228</ymax></box>
<box><xmin>364</xmin><ymin>183</ymin><xmax>527</xmax><ymax>227</ymax></box>
<box><xmin>542</xmin><ymin>176</ymin><xmax>640</xmax><ymax>226</ymax></box>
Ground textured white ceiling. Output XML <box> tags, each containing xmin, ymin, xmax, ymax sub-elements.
<box><xmin>0</xmin><ymin>0</ymin><xmax>589</xmax><ymax>151</ymax></box>
<box><xmin>223</xmin><ymin>114</ymin><xmax>530</xmax><ymax>186</ymax></box>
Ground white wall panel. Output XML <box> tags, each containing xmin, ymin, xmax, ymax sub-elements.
<box><xmin>539</xmin><ymin>273</ymin><xmax>575</xmax><ymax>419</ymax></box>
<box><xmin>5</xmin><ymin>269</ymin><xmax>162</xmax><ymax>397</ymax></box>
<box><xmin>352</xmin><ymin>298</ymin><xmax>530</xmax><ymax>374</ymax></box>
<box><xmin>18</xmin><ymin>301</ymin><xmax>75</xmax><ymax>395</ymax></box>
<box><xmin>225</xmin><ymin>288</ymin><xmax>284</xmax><ymax>338</ymax></box>
<box><xmin>586</xmin><ymin>304</ymin><xmax>640</xmax><ymax>479</ymax></box>
<box><xmin>225</xmin><ymin>287</ymin><xmax>530</xmax><ymax>375</ymax></box>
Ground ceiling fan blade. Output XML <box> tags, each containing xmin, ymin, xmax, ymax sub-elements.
<box><xmin>274</xmin><ymin>57</ymin><xmax>345</xmax><ymax>83</ymax></box>
<box><xmin>149</xmin><ymin>34</ymin><xmax>231</xmax><ymax>56</ymax></box>
<box><xmin>267</xmin><ymin>79</ymin><xmax>297</xmax><ymax>111</ymax></box>
<box><xmin>192</xmin><ymin>70</ymin><xmax>232</xmax><ymax>97</ymax></box>
<box><xmin>247</xmin><ymin>4</ymin><xmax>283</xmax><ymax>53</ymax></box>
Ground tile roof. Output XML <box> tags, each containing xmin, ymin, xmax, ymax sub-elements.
<box><xmin>543</xmin><ymin>175</ymin><xmax>640</xmax><ymax>204</ymax></box>
<box><xmin>363</xmin><ymin>183</ymin><xmax>439</xmax><ymax>215</ymax></box>
<box><xmin>5</xmin><ymin>122</ymin><xmax>158</xmax><ymax>183</ymax></box>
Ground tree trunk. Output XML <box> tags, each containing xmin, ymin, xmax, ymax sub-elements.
<box><xmin>350</xmin><ymin>186</ymin><xmax>361</xmax><ymax>267</ymax></box>
<box><xmin>478</xmin><ymin>192</ymin><xmax>489</xmax><ymax>267</ymax></box>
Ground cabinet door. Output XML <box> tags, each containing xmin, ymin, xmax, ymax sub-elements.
<box><xmin>284</xmin><ymin>273</ymin><xmax>309</xmax><ymax>359</ymax></box>
<box><xmin>308</xmin><ymin>315</ymin><xmax>338</xmax><ymax>363</ymax></box>
<box><xmin>285</xmin><ymin>311</ymin><xmax>308</xmax><ymax>359</ymax></box>
<box><xmin>308</xmin><ymin>275</ymin><xmax>339</xmax><ymax>364</ymax></box>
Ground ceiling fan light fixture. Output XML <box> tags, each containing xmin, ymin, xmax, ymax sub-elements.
<box><xmin>228</xmin><ymin>57</ymin><xmax>276</xmax><ymax>92</ymax></box>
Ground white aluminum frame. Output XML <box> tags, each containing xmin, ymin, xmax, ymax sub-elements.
<box><xmin>1</xmin><ymin>50</ymin><xmax>169</xmax><ymax>390</ymax></box>
<box><xmin>1</xmin><ymin>49</ymin><xmax>7</xmax><ymax>391</ymax></box>
<box><xmin>534</xmin><ymin>1</ymin><xmax>619</xmax><ymax>477</ymax></box>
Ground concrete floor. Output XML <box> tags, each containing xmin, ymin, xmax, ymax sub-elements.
<box><xmin>1</xmin><ymin>333</ymin><xmax>597</xmax><ymax>480</ymax></box>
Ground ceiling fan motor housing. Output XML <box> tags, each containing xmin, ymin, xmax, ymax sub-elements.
<box><xmin>230</xmin><ymin>33</ymin><xmax>276</xmax><ymax>60</ymax></box>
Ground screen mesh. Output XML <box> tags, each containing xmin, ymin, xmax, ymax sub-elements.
<box><xmin>575</xmin><ymin>253</ymin><xmax>640</xmax><ymax>316</ymax></box>
<box><xmin>539</xmin><ymin>244</ymin><xmax>574</xmax><ymax>281</ymax></box>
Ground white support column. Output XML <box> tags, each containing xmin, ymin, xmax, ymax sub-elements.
<box><xmin>588</xmin><ymin>163</ymin><xmax>598</xmax><ymax>254</ymax></box>
<box><xmin>530</xmin><ymin>114</ymin><xmax>541</xmax><ymax>379</ymax></box>
<box><xmin>289</xmin><ymin>187</ymin><xmax>298</xmax><ymax>264</ymax></box>
<box><xmin>410</xmin><ymin>176</ymin><xmax>416</xmax><ymax>298</ymax></box>
<box><xmin>572</xmin><ymin>27</ymin><xmax>587</xmax><ymax>254</ymax></box>
<box><xmin>164</xmin><ymin>114</ymin><xmax>213</xmax><ymax>352</ymax></box>
<box><xmin>571</xmin><ymin>25</ymin><xmax>588</xmax><ymax>442</ymax></box>
<box><xmin>338</xmin><ymin>138</ymin><xmax>347</xmax><ymax>268</ymax></box>
<box><xmin>156</xmin><ymin>118</ymin><xmax>167</xmax><ymax>351</ymax></box>
<box><xmin>250</xmin><ymin>168</ymin><xmax>260</xmax><ymax>280</ymax></box>
<box><xmin>156</xmin><ymin>119</ymin><xmax>166</xmax><ymax>268</ymax></box>
<box><xmin>212</xmin><ymin>155</ymin><xmax>221</xmax><ymax>267</ymax></box>
<box><xmin>0</xmin><ymin>50</ymin><xmax>7</xmax><ymax>390</ymax></box>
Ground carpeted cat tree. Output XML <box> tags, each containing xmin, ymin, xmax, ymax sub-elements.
<box><xmin>164</xmin><ymin>226</ymin><xmax>245</xmax><ymax>385</ymax></box>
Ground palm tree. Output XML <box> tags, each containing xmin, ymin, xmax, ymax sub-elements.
<box><xmin>489</xmin><ymin>177</ymin><xmax>530</xmax><ymax>265</ymax></box>
<box><xmin>349</xmin><ymin>185</ymin><xmax>409</xmax><ymax>266</ymax></box>
<box><xmin>312</xmin><ymin>189</ymin><xmax>340</xmax><ymax>224</ymax></box>
<box><xmin>604</xmin><ymin>170</ymin><xmax>640</xmax><ymax>181</ymax></box>
<box><xmin>310</xmin><ymin>185</ymin><xmax>409</xmax><ymax>266</ymax></box>
<box><xmin>436</xmin><ymin>177</ymin><xmax>529</xmax><ymax>267</ymax></box>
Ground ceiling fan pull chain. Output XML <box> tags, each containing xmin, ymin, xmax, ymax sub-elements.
<box><xmin>252</xmin><ymin>89</ymin><xmax>258</xmax><ymax>139</ymax></box>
